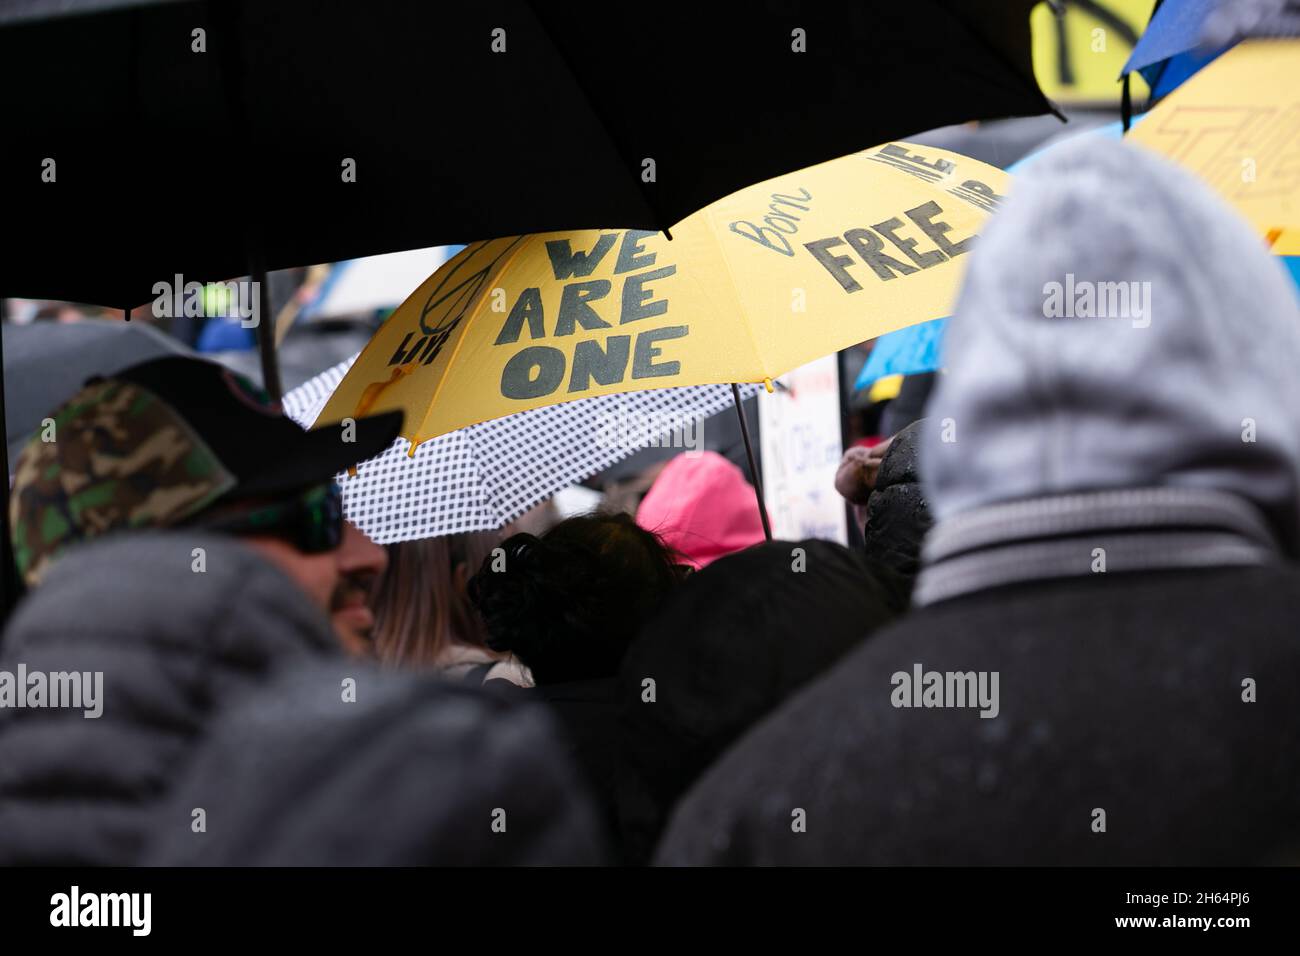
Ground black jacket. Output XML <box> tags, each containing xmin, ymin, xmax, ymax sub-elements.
<box><xmin>0</xmin><ymin>532</ymin><xmax>338</xmax><ymax>865</ymax></box>
<box><xmin>618</xmin><ymin>539</ymin><xmax>904</xmax><ymax>864</ymax></box>
<box><xmin>861</xmin><ymin>419</ymin><xmax>932</xmax><ymax>582</ymax></box>
<box><xmin>489</xmin><ymin>675</ymin><xmax>623</xmax><ymax>857</ymax></box>
<box><xmin>655</xmin><ymin>563</ymin><xmax>1300</xmax><ymax>865</ymax></box>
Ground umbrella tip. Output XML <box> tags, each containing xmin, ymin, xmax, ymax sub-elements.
<box><xmin>663</xmin><ymin>227</ymin><xmax>674</xmax><ymax>242</ymax></box>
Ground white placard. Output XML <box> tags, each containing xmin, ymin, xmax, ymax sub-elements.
<box><xmin>757</xmin><ymin>353</ymin><xmax>846</xmax><ymax>544</ymax></box>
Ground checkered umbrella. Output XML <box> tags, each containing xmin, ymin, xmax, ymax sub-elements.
<box><xmin>283</xmin><ymin>356</ymin><xmax>758</xmax><ymax>543</ymax></box>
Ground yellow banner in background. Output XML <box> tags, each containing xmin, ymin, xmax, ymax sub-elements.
<box><xmin>1031</xmin><ymin>0</ymin><xmax>1154</xmax><ymax>105</ymax></box>
<box><xmin>1127</xmin><ymin>40</ymin><xmax>1300</xmax><ymax>255</ymax></box>
<box><xmin>318</xmin><ymin>143</ymin><xmax>1011</xmax><ymax>447</ymax></box>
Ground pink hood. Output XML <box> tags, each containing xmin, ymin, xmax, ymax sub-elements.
<box><xmin>636</xmin><ymin>451</ymin><xmax>766</xmax><ymax>568</ymax></box>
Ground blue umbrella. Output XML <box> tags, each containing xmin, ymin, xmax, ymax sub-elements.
<box><xmin>855</xmin><ymin>318</ymin><xmax>946</xmax><ymax>389</ymax></box>
<box><xmin>1122</xmin><ymin>0</ymin><xmax>1232</xmax><ymax>98</ymax></box>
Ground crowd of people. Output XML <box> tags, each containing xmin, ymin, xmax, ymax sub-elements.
<box><xmin>1</xmin><ymin>137</ymin><xmax>1298</xmax><ymax>865</ymax></box>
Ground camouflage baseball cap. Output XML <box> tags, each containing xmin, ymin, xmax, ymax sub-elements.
<box><xmin>10</xmin><ymin>357</ymin><xmax>402</xmax><ymax>586</ymax></box>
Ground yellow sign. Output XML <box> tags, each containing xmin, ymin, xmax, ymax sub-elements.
<box><xmin>1031</xmin><ymin>0</ymin><xmax>1154</xmax><ymax>105</ymax></box>
<box><xmin>1127</xmin><ymin>40</ymin><xmax>1300</xmax><ymax>254</ymax></box>
<box><xmin>317</xmin><ymin>143</ymin><xmax>1011</xmax><ymax>447</ymax></box>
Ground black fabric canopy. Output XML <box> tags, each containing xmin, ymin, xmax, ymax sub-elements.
<box><xmin>0</xmin><ymin>0</ymin><xmax>1052</xmax><ymax>309</ymax></box>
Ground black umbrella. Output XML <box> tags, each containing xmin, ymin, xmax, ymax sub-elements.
<box><xmin>0</xmin><ymin>0</ymin><xmax>1055</xmax><ymax>614</ymax></box>
<box><xmin>0</xmin><ymin>0</ymin><xmax>1054</xmax><ymax>312</ymax></box>
<box><xmin>3</xmin><ymin>319</ymin><xmax>193</xmax><ymax>470</ymax></box>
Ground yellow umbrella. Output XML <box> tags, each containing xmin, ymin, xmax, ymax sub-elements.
<box><xmin>315</xmin><ymin>141</ymin><xmax>1010</xmax><ymax>447</ymax></box>
<box><xmin>1127</xmin><ymin>39</ymin><xmax>1300</xmax><ymax>255</ymax></box>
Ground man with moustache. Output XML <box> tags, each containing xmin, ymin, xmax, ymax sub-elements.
<box><xmin>0</xmin><ymin>358</ymin><xmax>608</xmax><ymax>866</ymax></box>
<box><xmin>8</xmin><ymin>356</ymin><xmax>401</xmax><ymax>656</ymax></box>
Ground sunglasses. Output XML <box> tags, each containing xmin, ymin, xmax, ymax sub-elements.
<box><xmin>196</xmin><ymin>482</ymin><xmax>344</xmax><ymax>554</ymax></box>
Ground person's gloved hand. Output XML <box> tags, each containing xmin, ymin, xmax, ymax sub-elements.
<box><xmin>834</xmin><ymin>438</ymin><xmax>893</xmax><ymax>505</ymax></box>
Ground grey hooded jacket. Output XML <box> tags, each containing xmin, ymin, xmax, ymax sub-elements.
<box><xmin>921</xmin><ymin>126</ymin><xmax>1300</xmax><ymax>561</ymax></box>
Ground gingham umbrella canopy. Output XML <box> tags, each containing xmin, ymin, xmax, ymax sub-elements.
<box><xmin>283</xmin><ymin>356</ymin><xmax>758</xmax><ymax>543</ymax></box>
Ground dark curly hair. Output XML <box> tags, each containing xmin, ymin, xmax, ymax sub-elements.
<box><xmin>468</xmin><ymin>513</ymin><xmax>683</xmax><ymax>685</ymax></box>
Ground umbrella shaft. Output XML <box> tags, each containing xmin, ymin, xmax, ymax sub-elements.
<box><xmin>731</xmin><ymin>383</ymin><xmax>772</xmax><ymax>542</ymax></box>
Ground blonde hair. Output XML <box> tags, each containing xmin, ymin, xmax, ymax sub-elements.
<box><xmin>371</xmin><ymin>532</ymin><xmax>500</xmax><ymax>667</ymax></box>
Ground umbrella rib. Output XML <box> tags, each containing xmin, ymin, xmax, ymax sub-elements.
<box><xmin>944</xmin><ymin>2</ymin><xmax>1064</xmax><ymax>122</ymax></box>
<box><xmin>413</xmin><ymin>234</ymin><xmax>537</xmax><ymax>450</ymax></box>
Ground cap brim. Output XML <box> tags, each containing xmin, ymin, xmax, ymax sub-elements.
<box><xmin>237</xmin><ymin>409</ymin><xmax>405</xmax><ymax>499</ymax></box>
